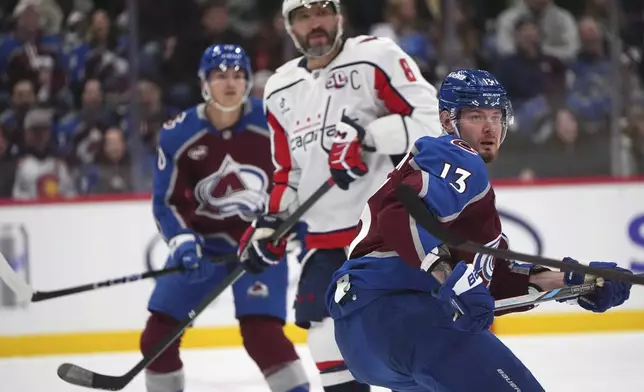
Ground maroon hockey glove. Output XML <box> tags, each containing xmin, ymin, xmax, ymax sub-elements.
<box><xmin>328</xmin><ymin>115</ymin><xmax>368</xmax><ymax>190</ymax></box>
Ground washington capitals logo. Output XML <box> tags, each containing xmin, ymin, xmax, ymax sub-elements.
<box><xmin>194</xmin><ymin>154</ymin><xmax>269</xmax><ymax>221</ymax></box>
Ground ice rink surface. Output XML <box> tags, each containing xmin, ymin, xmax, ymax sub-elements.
<box><xmin>2</xmin><ymin>332</ymin><xmax>643</xmax><ymax>391</ymax></box>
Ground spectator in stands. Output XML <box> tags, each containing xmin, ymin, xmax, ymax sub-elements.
<box><xmin>56</xmin><ymin>78</ymin><xmax>119</xmax><ymax>165</ymax></box>
<box><xmin>127</xmin><ymin>77</ymin><xmax>177</xmax><ymax>192</ymax></box>
<box><xmin>432</xmin><ymin>0</ymin><xmax>496</xmax><ymax>82</ymax></box>
<box><xmin>67</xmin><ymin>9</ymin><xmax>128</xmax><ymax>100</ymax></box>
<box><xmin>157</xmin><ymin>0</ymin><xmax>246</xmax><ymax>107</ymax></box>
<box><xmin>565</xmin><ymin>17</ymin><xmax>612</xmax><ymax>134</ymax></box>
<box><xmin>495</xmin><ymin>16</ymin><xmax>567</xmax><ymax>143</ymax></box>
<box><xmin>12</xmin><ymin>107</ymin><xmax>76</xmax><ymax>199</ymax></box>
<box><xmin>134</xmin><ymin>77</ymin><xmax>175</xmax><ymax>144</ymax></box>
<box><xmin>61</xmin><ymin>9</ymin><xmax>87</xmax><ymax>55</ymax></box>
<box><xmin>370</xmin><ymin>0</ymin><xmax>436</xmax><ymax>81</ymax></box>
<box><xmin>626</xmin><ymin>105</ymin><xmax>644</xmax><ymax>174</ymax></box>
<box><xmin>0</xmin><ymin>125</ymin><xmax>16</xmax><ymax>198</ymax></box>
<box><xmin>622</xmin><ymin>7</ymin><xmax>644</xmax><ymax>84</ymax></box>
<box><xmin>496</xmin><ymin>0</ymin><xmax>579</xmax><ymax>62</ymax></box>
<box><xmin>533</xmin><ymin>103</ymin><xmax>611</xmax><ymax>177</ymax></box>
<box><xmin>566</xmin><ymin>16</ymin><xmax>643</xmax><ymax>138</ymax></box>
<box><xmin>137</xmin><ymin>0</ymin><xmax>200</xmax><ymax>58</ymax></box>
<box><xmin>249</xmin><ymin>9</ymin><xmax>296</xmax><ymax>72</ymax></box>
<box><xmin>527</xmin><ymin>16</ymin><xmax>625</xmax><ymax>178</ymax></box>
<box><xmin>199</xmin><ymin>0</ymin><xmax>246</xmax><ymax>48</ymax></box>
<box><xmin>580</xmin><ymin>0</ymin><xmax>611</xmax><ymax>24</ymax></box>
<box><xmin>15</xmin><ymin>0</ymin><xmax>64</xmax><ymax>35</ymax></box>
<box><xmin>81</xmin><ymin>126</ymin><xmax>132</xmax><ymax>194</ymax></box>
<box><xmin>0</xmin><ymin>2</ymin><xmax>69</xmax><ymax>110</ymax></box>
<box><xmin>0</xmin><ymin>79</ymin><xmax>36</xmax><ymax>147</ymax></box>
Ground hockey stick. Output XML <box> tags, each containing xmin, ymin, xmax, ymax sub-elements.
<box><xmin>0</xmin><ymin>252</ymin><xmax>238</xmax><ymax>303</ymax></box>
<box><xmin>494</xmin><ymin>281</ymin><xmax>600</xmax><ymax>312</ymax></box>
<box><xmin>57</xmin><ymin>178</ymin><xmax>336</xmax><ymax>391</ymax></box>
<box><xmin>395</xmin><ymin>183</ymin><xmax>644</xmax><ymax>286</ymax></box>
<box><xmin>495</xmin><ymin>273</ymin><xmax>644</xmax><ymax>312</ymax></box>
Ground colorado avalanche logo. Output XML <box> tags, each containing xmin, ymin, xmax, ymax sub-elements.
<box><xmin>194</xmin><ymin>154</ymin><xmax>269</xmax><ymax>221</ymax></box>
<box><xmin>473</xmin><ymin>234</ymin><xmax>502</xmax><ymax>286</ymax></box>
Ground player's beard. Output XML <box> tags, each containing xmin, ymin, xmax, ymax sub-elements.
<box><xmin>298</xmin><ymin>27</ymin><xmax>338</xmax><ymax>57</ymax></box>
<box><xmin>479</xmin><ymin>145</ymin><xmax>500</xmax><ymax>163</ymax></box>
<box><xmin>480</xmin><ymin>152</ymin><xmax>496</xmax><ymax>163</ymax></box>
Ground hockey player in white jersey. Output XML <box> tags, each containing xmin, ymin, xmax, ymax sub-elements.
<box><xmin>237</xmin><ymin>1</ymin><xmax>442</xmax><ymax>391</ymax></box>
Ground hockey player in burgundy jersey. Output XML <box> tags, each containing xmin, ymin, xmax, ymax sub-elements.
<box><xmin>238</xmin><ymin>1</ymin><xmax>441</xmax><ymax>390</ymax></box>
<box><xmin>142</xmin><ymin>44</ymin><xmax>309</xmax><ymax>392</ymax></box>
<box><xmin>326</xmin><ymin>69</ymin><xmax>633</xmax><ymax>392</ymax></box>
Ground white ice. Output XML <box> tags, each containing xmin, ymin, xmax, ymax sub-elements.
<box><xmin>2</xmin><ymin>333</ymin><xmax>643</xmax><ymax>391</ymax></box>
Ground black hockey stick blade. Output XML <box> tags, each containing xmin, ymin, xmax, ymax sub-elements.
<box><xmin>56</xmin><ymin>261</ymin><xmax>244</xmax><ymax>390</ymax></box>
<box><xmin>395</xmin><ymin>183</ymin><xmax>644</xmax><ymax>286</ymax></box>
<box><xmin>32</xmin><ymin>253</ymin><xmax>237</xmax><ymax>302</ymax></box>
<box><xmin>57</xmin><ymin>179</ymin><xmax>335</xmax><ymax>390</ymax></box>
<box><xmin>57</xmin><ymin>363</ymin><xmax>127</xmax><ymax>391</ymax></box>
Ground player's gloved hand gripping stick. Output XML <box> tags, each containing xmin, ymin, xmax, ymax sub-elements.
<box><xmin>395</xmin><ymin>184</ymin><xmax>644</xmax><ymax>286</ymax></box>
<box><xmin>422</xmin><ymin>248</ymin><xmax>495</xmax><ymax>332</ymax></box>
<box><xmin>0</xmin><ymin>251</ymin><xmax>238</xmax><ymax>303</ymax></box>
<box><xmin>56</xmin><ymin>178</ymin><xmax>336</xmax><ymax>391</ymax></box>
<box><xmin>395</xmin><ymin>184</ymin><xmax>644</xmax><ymax>316</ymax></box>
<box><xmin>328</xmin><ymin>115</ymin><xmax>370</xmax><ymax>190</ymax></box>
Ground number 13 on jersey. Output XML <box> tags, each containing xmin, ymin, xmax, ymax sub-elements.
<box><xmin>440</xmin><ymin>162</ymin><xmax>472</xmax><ymax>194</ymax></box>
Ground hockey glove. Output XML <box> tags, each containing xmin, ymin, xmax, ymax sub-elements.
<box><xmin>432</xmin><ymin>261</ymin><xmax>495</xmax><ymax>333</ymax></box>
<box><xmin>167</xmin><ymin>231</ymin><xmax>214</xmax><ymax>284</ymax></box>
<box><xmin>561</xmin><ymin>257</ymin><xmax>632</xmax><ymax>313</ymax></box>
<box><xmin>328</xmin><ymin>115</ymin><xmax>368</xmax><ymax>190</ymax></box>
<box><xmin>238</xmin><ymin>216</ymin><xmax>289</xmax><ymax>274</ymax></box>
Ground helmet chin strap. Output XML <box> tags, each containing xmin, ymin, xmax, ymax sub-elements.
<box><xmin>450</xmin><ymin>119</ymin><xmax>461</xmax><ymax>138</ymax></box>
<box><xmin>445</xmin><ymin>109</ymin><xmax>461</xmax><ymax>138</ymax></box>
<box><xmin>201</xmin><ymin>78</ymin><xmax>253</xmax><ymax>113</ymax></box>
<box><xmin>211</xmin><ymin>99</ymin><xmax>243</xmax><ymax>113</ymax></box>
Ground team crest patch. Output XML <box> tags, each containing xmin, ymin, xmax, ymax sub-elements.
<box><xmin>247</xmin><ymin>281</ymin><xmax>269</xmax><ymax>298</ymax></box>
<box><xmin>194</xmin><ymin>154</ymin><xmax>269</xmax><ymax>221</ymax></box>
<box><xmin>188</xmin><ymin>145</ymin><xmax>208</xmax><ymax>160</ymax></box>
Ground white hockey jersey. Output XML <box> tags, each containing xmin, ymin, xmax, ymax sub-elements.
<box><xmin>264</xmin><ymin>35</ymin><xmax>442</xmax><ymax>250</ymax></box>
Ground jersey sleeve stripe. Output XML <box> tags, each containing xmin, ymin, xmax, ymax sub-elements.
<box><xmin>269</xmin><ymin>184</ymin><xmax>287</xmax><ymax>213</ymax></box>
<box><xmin>374</xmin><ymin>67</ymin><xmax>413</xmax><ymax>116</ymax></box>
<box><xmin>408</xmin><ymin>215</ymin><xmax>429</xmax><ymax>262</ymax></box>
<box><xmin>408</xmin><ymin>156</ymin><xmax>430</xmax><ymax>198</ymax></box>
<box><xmin>267</xmin><ymin>109</ymin><xmax>292</xmax><ymax>185</ymax></box>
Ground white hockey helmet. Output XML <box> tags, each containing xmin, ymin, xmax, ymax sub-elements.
<box><xmin>282</xmin><ymin>0</ymin><xmax>343</xmax><ymax>58</ymax></box>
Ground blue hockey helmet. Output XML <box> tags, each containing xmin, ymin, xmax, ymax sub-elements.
<box><xmin>198</xmin><ymin>44</ymin><xmax>253</xmax><ymax>112</ymax></box>
<box><xmin>438</xmin><ymin>69</ymin><xmax>513</xmax><ymax>143</ymax></box>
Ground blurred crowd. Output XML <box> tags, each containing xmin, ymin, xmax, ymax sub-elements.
<box><xmin>0</xmin><ymin>0</ymin><xmax>642</xmax><ymax>200</ymax></box>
